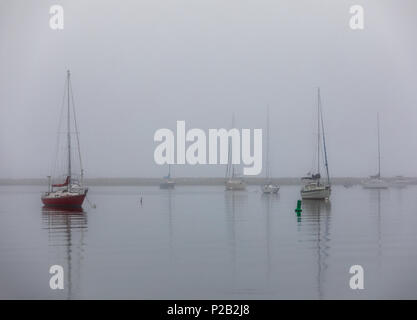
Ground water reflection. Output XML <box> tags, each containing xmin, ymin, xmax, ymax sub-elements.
<box><xmin>3</xmin><ymin>185</ymin><xmax>413</xmax><ymax>299</ymax></box>
<box><xmin>41</xmin><ymin>207</ymin><xmax>88</xmax><ymax>299</ymax></box>
<box><xmin>368</xmin><ymin>189</ymin><xmax>383</xmax><ymax>267</ymax></box>
<box><xmin>224</xmin><ymin>191</ymin><xmax>248</xmax><ymax>292</ymax></box>
<box><xmin>163</xmin><ymin>190</ymin><xmax>174</xmax><ymax>261</ymax></box>
<box><xmin>300</xmin><ymin>200</ymin><xmax>331</xmax><ymax>299</ymax></box>
<box><xmin>261</xmin><ymin>193</ymin><xmax>279</xmax><ymax>284</ymax></box>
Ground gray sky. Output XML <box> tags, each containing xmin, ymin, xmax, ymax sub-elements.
<box><xmin>1</xmin><ymin>0</ymin><xmax>416</xmax><ymax>178</ymax></box>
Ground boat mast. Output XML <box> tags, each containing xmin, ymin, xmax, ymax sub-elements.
<box><xmin>69</xmin><ymin>72</ymin><xmax>84</xmax><ymax>188</ymax></box>
<box><xmin>67</xmin><ymin>70</ymin><xmax>72</xmax><ymax>191</ymax></box>
<box><xmin>319</xmin><ymin>90</ymin><xmax>330</xmax><ymax>187</ymax></box>
<box><xmin>226</xmin><ymin>114</ymin><xmax>234</xmax><ymax>180</ymax></box>
<box><xmin>265</xmin><ymin>106</ymin><xmax>270</xmax><ymax>182</ymax></box>
<box><xmin>225</xmin><ymin>140</ymin><xmax>230</xmax><ymax>180</ymax></box>
<box><xmin>317</xmin><ymin>88</ymin><xmax>321</xmax><ymax>181</ymax></box>
<box><xmin>377</xmin><ymin>112</ymin><xmax>381</xmax><ymax>179</ymax></box>
<box><xmin>231</xmin><ymin>113</ymin><xmax>235</xmax><ymax>179</ymax></box>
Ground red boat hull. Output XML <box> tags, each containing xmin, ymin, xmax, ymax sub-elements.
<box><xmin>42</xmin><ymin>193</ymin><xmax>86</xmax><ymax>208</ymax></box>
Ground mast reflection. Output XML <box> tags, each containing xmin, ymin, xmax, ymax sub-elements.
<box><xmin>166</xmin><ymin>190</ymin><xmax>174</xmax><ymax>261</ymax></box>
<box><xmin>368</xmin><ymin>189</ymin><xmax>383</xmax><ymax>267</ymax></box>
<box><xmin>300</xmin><ymin>200</ymin><xmax>331</xmax><ymax>299</ymax></box>
<box><xmin>224</xmin><ymin>191</ymin><xmax>247</xmax><ymax>292</ymax></box>
<box><xmin>261</xmin><ymin>193</ymin><xmax>279</xmax><ymax>284</ymax></box>
<box><xmin>42</xmin><ymin>207</ymin><xmax>88</xmax><ymax>299</ymax></box>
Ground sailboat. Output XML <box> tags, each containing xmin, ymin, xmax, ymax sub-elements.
<box><xmin>391</xmin><ymin>176</ymin><xmax>408</xmax><ymax>188</ymax></box>
<box><xmin>262</xmin><ymin>107</ymin><xmax>279</xmax><ymax>194</ymax></box>
<box><xmin>362</xmin><ymin>113</ymin><xmax>388</xmax><ymax>189</ymax></box>
<box><xmin>225</xmin><ymin>114</ymin><xmax>246</xmax><ymax>191</ymax></box>
<box><xmin>42</xmin><ymin>70</ymin><xmax>88</xmax><ymax>208</ymax></box>
<box><xmin>160</xmin><ymin>164</ymin><xmax>176</xmax><ymax>189</ymax></box>
<box><xmin>301</xmin><ymin>88</ymin><xmax>331</xmax><ymax>200</ymax></box>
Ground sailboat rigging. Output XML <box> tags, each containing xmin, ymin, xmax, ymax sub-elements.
<box><xmin>362</xmin><ymin>113</ymin><xmax>388</xmax><ymax>189</ymax></box>
<box><xmin>41</xmin><ymin>70</ymin><xmax>88</xmax><ymax>208</ymax></box>
<box><xmin>301</xmin><ymin>88</ymin><xmax>331</xmax><ymax>200</ymax></box>
<box><xmin>225</xmin><ymin>114</ymin><xmax>246</xmax><ymax>191</ymax></box>
<box><xmin>262</xmin><ymin>106</ymin><xmax>279</xmax><ymax>194</ymax></box>
<box><xmin>160</xmin><ymin>164</ymin><xmax>176</xmax><ymax>189</ymax></box>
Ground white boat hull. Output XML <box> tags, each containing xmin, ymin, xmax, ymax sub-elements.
<box><xmin>361</xmin><ymin>179</ymin><xmax>388</xmax><ymax>189</ymax></box>
<box><xmin>262</xmin><ymin>184</ymin><xmax>279</xmax><ymax>194</ymax></box>
<box><xmin>225</xmin><ymin>179</ymin><xmax>246</xmax><ymax>191</ymax></box>
<box><xmin>301</xmin><ymin>185</ymin><xmax>331</xmax><ymax>199</ymax></box>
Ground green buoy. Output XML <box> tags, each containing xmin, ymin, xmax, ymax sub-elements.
<box><xmin>295</xmin><ymin>200</ymin><xmax>302</xmax><ymax>215</ymax></box>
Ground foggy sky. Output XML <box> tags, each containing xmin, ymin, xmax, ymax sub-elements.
<box><xmin>1</xmin><ymin>0</ymin><xmax>417</xmax><ymax>179</ymax></box>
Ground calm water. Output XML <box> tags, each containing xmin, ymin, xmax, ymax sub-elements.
<box><xmin>1</xmin><ymin>185</ymin><xmax>417</xmax><ymax>299</ymax></box>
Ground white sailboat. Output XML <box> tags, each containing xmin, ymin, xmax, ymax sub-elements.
<box><xmin>160</xmin><ymin>164</ymin><xmax>176</xmax><ymax>189</ymax></box>
<box><xmin>362</xmin><ymin>113</ymin><xmax>388</xmax><ymax>189</ymax></box>
<box><xmin>225</xmin><ymin>114</ymin><xmax>246</xmax><ymax>191</ymax></box>
<box><xmin>301</xmin><ymin>88</ymin><xmax>331</xmax><ymax>200</ymax></box>
<box><xmin>262</xmin><ymin>107</ymin><xmax>279</xmax><ymax>194</ymax></box>
<box><xmin>391</xmin><ymin>176</ymin><xmax>408</xmax><ymax>188</ymax></box>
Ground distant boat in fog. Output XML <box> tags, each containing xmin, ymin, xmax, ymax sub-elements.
<box><xmin>160</xmin><ymin>164</ymin><xmax>176</xmax><ymax>189</ymax></box>
<box><xmin>262</xmin><ymin>107</ymin><xmax>279</xmax><ymax>194</ymax></box>
<box><xmin>42</xmin><ymin>70</ymin><xmax>88</xmax><ymax>209</ymax></box>
<box><xmin>362</xmin><ymin>113</ymin><xmax>388</xmax><ymax>189</ymax></box>
<box><xmin>390</xmin><ymin>176</ymin><xmax>408</xmax><ymax>188</ymax></box>
<box><xmin>225</xmin><ymin>114</ymin><xmax>246</xmax><ymax>191</ymax></box>
<box><xmin>301</xmin><ymin>88</ymin><xmax>331</xmax><ymax>200</ymax></box>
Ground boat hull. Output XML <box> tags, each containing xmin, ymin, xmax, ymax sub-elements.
<box><xmin>362</xmin><ymin>185</ymin><xmax>388</xmax><ymax>189</ymax></box>
<box><xmin>262</xmin><ymin>184</ymin><xmax>280</xmax><ymax>194</ymax></box>
<box><xmin>42</xmin><ymin>193</ymin><xmax>86</xmax><ymax>208</ymax></box>
<box><xmin>225</xmin><ymin>180</ymin><xmax>246</xmax><ymax>191</ymax></box>
<box><xmin>361</xmin><ymin>179</ymin><xmax>388</xmax><ymax>189</ymax></box>
<box><xmin>301</xmin><ymin>187</ymin><xmax>331</xmax><ymax>200</ymax></box>
<box><xmin>160</xmin><ymin>180</ymin><xmax>176</xmax><ymax>189</ymax></box>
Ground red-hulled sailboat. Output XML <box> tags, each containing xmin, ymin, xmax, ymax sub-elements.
<box><xmin>42</xmin><ymin>70</ymin><xmax>88</xmax><ymax>209</ymax></box>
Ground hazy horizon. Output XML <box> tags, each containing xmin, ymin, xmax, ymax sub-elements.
<box><xmin>1</xmin><ymin>0</ymin><xmax>416</xmax><ymax>179</ymax></box>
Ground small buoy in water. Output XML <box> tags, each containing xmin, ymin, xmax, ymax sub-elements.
<box><xmin>140</xmin><ymin>197</ymin><xmax>143</xmax><ymax>205</ymax></box>
<box><xmin>295</xmin><ymin>200</ymin><xmax>302</xmax><ymax>215</ymax></box>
